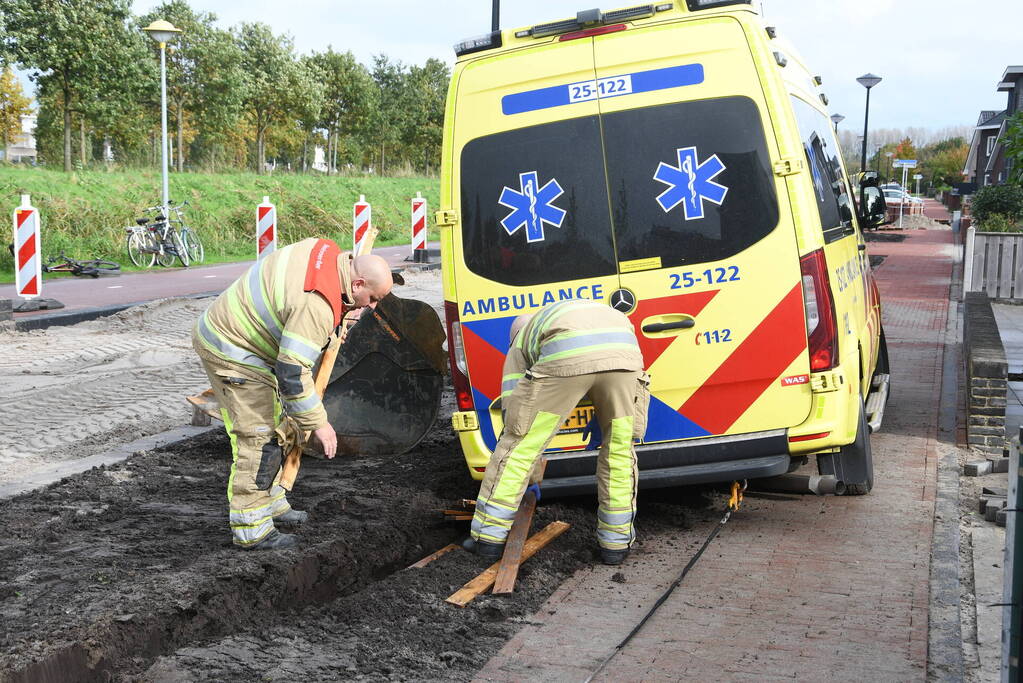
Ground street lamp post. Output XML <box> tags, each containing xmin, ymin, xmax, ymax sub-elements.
<box><xmin>830</xmin><ymin>113</ymin><xmax>844</xmax><ymax>133</ymax></box>
<box><xmin>143</xmin><ymin>20</ymin><xmax>182</xmax><ymax>218</ymax></box>
<box><xmin>886</xmin><ymin>152</ymin><xmax>894</xmax><ymax>182</ymax></box>
<box><xmin>856</xmin><ymin>73</ymin><xmax>882</xmax><ymax>173</ymax></box>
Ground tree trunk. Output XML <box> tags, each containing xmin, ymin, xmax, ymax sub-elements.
<box><xmin>79</xmin><ymin>118</ymin><xmax>87</xmax><ymax>167</ymax></box>
<box><xmin>380</xmin><ymin>142</ymin><xmax>385</xmax><ymax>176</ymax></box>
<box><xmin>63</xmin><ymin>100</ymin><xmax>72</xmax><ymax>173</ymax></box>
<box><xmin>257</xmin><ymin>126</ymin><xmax>265</xmax><ymax>174</ymax></box>
<box><xmin>302</xmin><ymin>136</ymin><xmax>308</xmax><ymax>173</ymax></box>
<box><xmin>176</xmin><ymin>105</ymin><xmax>184</xmax><ymax>173</ymax></box>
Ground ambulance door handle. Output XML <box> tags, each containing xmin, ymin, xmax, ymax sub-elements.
<box><xmin>642</xmin><ymin>320</ymin><xmax>695</xmax><ymax>333</ymax></box>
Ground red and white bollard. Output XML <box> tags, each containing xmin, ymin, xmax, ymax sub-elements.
<box><xmin>353</xmin><ymin>194</ymin><xmax>371</xmax><ymax>257</ymax></box>
<box><xmin>13</xmin><ymin>194</ymin><xmax>40</xmax><ymax>299</ymax></box>
<box><xmin>256</xmin><ymin>196</ymin><xmax>276</xmax><ymax>261</ymax></box>
<box><xmin>411</xmin><ymin>191</ymin><xmax>429</xmax><ymax>263</ymax></box>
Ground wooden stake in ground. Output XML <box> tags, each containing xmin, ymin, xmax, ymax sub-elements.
<box><xmin>279</xmin><ymin>340</ymin><xmax>339</xmax><ymax>491</ymax></box>
<box><xmin>492</xmin><ymin>487</ymin><xmax>539</xmax><ymax>594</ymax></box>
<box><xmin>446</xmin><ymin>521</ymin><xmax>570</xmax><ymax>608</ymax></box>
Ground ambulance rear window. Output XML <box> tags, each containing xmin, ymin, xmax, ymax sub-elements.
<box><xmin>602</xmin><ymin>96</ymin><xmax>779</xmax><ymax>268</ymax></box>
<box><xmin>459</xmin><ymin>115</ymin><xmax>617</xmax><ymax>287</ymax></box>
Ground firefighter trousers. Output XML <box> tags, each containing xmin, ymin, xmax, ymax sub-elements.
<box><xmin>472</xmin><ymin>369</ymin><xmax>649</xmax><ymax>551</ymax></box>
<box><xmin>194</xmin><ymin>339</ymin><xmax>301</xmax><ymax>547</ymax></box>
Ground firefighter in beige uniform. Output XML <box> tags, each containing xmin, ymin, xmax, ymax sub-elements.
<box><xmin>467</xmin><ymin>299</ymin><xmax>649</xmax><ymax>565</ymax></box>
<box><xmin>193</xmin><ymin>237</ymin><xmax>393</xmax><ymax>550</ymax></box>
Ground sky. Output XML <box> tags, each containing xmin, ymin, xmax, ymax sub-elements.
<box><xmin>20</xmin><ymin>0</ymin><xmax>1023</xmax><ymax>135</ymax></box>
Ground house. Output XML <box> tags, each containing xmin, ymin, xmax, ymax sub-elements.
<box><xmin>1</xmin><ymin>114</ymin><xmax>37</xmax><ymax>163</ymax></box>
<box><xmin>964</xmin><ymin>66</ymin><xmax>1022</xmax><ymax>186</ymax></box>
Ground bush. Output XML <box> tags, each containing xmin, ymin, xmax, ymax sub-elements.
<box><xmin>971</xmin><ymin>184</ymin><xmax>1023</xmax><ymax>223</ymax></box>
<box><xmin>978</xmin><ymin>213</ymin><xmax>1022</xmax><ymax>233</ymax></box>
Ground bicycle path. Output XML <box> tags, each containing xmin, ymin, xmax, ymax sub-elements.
<box><xmin>0</xmin><ymin>242</ymin><xmax>439</xmax><ymax>329</ymax></box>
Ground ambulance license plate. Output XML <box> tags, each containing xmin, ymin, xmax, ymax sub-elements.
<box><xmin>559</xmin><ymin>405</ymin><xmax>595</xmax><ymax>434</ymax></box>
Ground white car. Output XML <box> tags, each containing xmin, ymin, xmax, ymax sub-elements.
<box><xmin>883</xmin><ymin>189</ymin><xmax>923</xmax><ymax>205</ymax></box>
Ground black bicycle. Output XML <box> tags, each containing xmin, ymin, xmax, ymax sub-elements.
<box><xmin>42</xmin><ymin>253</ymin><xmax>121</xmax><ymax>278</ymax></box>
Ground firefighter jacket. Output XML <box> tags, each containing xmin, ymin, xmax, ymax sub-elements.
<box><xmin>500</xmin><ymin>299</ymin><xmax>643</xmax><ymax>400</ymax></box>
<box><xmin>195</xmin><ymin>238</ymin><xmax>354</xmax><ymax>431</ymax></box>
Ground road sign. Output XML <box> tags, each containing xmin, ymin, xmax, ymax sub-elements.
<box><xmin>893</xmin><ymin>159</ymin><xmax>918</xmax><ymax>168</ymax></box>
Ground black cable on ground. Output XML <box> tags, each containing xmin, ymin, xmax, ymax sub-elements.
<box><xmin>583</xmin><ymin>482</ymin><xmax>745</xmax><ymax>683</ymax></box>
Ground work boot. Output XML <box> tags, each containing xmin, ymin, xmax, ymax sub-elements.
<box><xmin>274</xmin><ymin>509</ymin><xmax>309</xmax><ymax>525</ymax></box>
<box><xmin>600</xmin><ymin>548</ymin><xmax>630</xmax><ymax>566</ymax></box>
<box><xmin>461</xmin><ymin>536</ymin><xmax>504</xmax><ymax>559</ymax></box>
<box><xmin>248</xmin><ymin>530</ymin><xmax>298</xmax><ymax>551</ymax></box>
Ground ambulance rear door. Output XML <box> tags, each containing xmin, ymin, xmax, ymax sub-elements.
<box><xmin>592</xmin><ymin>16</ymin><xmax>813</xmax><ymax>441</ymax></box>
<box><xmin>451</xmin><ymin>40</ymin><xmax>622</xmax><ymax>454</ymax></box>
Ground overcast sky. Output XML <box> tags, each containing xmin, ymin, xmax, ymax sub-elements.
<box><xmin>24</xmin><ymin>0</ymin><xmax>1023</xmax><ymax>135</ymax></box>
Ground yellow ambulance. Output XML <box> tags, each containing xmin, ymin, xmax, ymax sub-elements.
<box><xmin>439</xmin><ymin>0</ymin><xmax>890</xmax><ymax>495</ymax></box>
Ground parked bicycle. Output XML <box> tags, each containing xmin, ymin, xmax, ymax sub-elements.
<box><xmin>42</xmin><ymin>253</ymin><xmax>121</xmax><ymax>278</ymax></box>
<box><xmin>124</xmin><ymin>201</ymin><xmax>204</xmax><ymax>268</ymax></box>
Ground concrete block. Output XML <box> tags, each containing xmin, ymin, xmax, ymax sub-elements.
<box><xmin>996</xmin><ymin>509</ymin><xmax>1008</xmax><ymax>527</ymax></box>
<box><xmin>984</xmin><ymin>498</ymin><xmax>1007</xmax><ymax>522</ymax></box>
<box><xmin>991</xmin><ymin>457</ymin><xmax>1010</xmax><ymax>474</ymax></box>
<box><xmin>0</xmin><ymin>298</ymin><xmax>11</xmax><ymax>322</ymax></box>
<box><xmin>983</xmin><ymin>486</ymin><xmax>1009</xmax><ymax>497</ymax></box>
<box><xmin>966</xmin><ymin>460</ymin><xmax>994</xmax><ymax>476</ymax></box>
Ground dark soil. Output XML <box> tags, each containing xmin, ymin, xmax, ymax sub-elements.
<box><xmin>0</xmin><ymin>392</ymin><xmax>712</xmax><ymax>683</ymax></box>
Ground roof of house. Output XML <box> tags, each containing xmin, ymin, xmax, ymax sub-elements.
<box><xmin>998</xmin><ymin>66</ymin><xmax>1023</xmax><ymax>91</ymax></box>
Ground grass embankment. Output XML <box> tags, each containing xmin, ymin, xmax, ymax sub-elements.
<box><xmin>0</xmin><ymin>166</ymin><xmax>440</xmax><ymax>282</ymax></box>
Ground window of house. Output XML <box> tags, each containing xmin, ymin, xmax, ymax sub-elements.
<box><xmin>987</xmin><ymin>136</ymin><xmax>997</xmax><ymax>156</ymax></box>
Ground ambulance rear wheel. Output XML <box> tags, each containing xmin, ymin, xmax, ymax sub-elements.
<box><xmin>840</xmin><ymin>403</ymin><xmax>873</xmax><ymax>495</ymax></box>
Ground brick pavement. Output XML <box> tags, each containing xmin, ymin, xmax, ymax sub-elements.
<box><xmin>475</xmin><ymin>226</ymin><xmax>954</xmax><ymax>682</ymax></box>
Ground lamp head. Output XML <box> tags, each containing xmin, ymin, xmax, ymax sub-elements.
<box><xmin>856</xmin><ymin>73</ymin><xmax>882</xmax><ymax>89</ymax></box>
<box><xmin>143</xmin><ymin>20</ymin><xmax>182</xmax><ymax>44</ymax></box>
<box><xmin>830</xmin><ymin>113</ymin><xmax>844</xmax><ymax>125</ymax></box>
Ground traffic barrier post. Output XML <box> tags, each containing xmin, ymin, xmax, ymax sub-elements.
<box><xmin>13</xmin><ymin>194</ymin><xmax>40</xmax><ymax>300</ymax></box>
<box><xmin>257</xmin><ymin>196</ymin><xmax>277</xmax><ymax>260</ymax></box>
<box><xmin>411</xmin><ymin>191</ymin><xmax>428</xmax><ymax>263</ymax></box>
<box><xmin>353</xmin><ymin>195</ymin><xmax>371</xmax><ymax>257</ymax></box>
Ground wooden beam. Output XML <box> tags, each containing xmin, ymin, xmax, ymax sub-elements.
<box><xmin>492</xmin><ymin>488</ymin><xmax>537</xmax><ymax>594</ymax></box>
<box><xmin>445</xmin><ymin>521</ymin><xmax>570</xmax><ymax>608</ymax></box>
<box><xmin>407</xmin><ymin>543</ymin><xmax>459</xmax><ymax>569</ymax></box>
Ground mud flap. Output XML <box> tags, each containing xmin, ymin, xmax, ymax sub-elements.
<box><xmin>322</xmin><ymin>293</ymin><xmax>446</xmax><ymax>456</ymax></box>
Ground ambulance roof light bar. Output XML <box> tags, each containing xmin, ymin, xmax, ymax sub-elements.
<box><xmin>453</xmin><ymin>30</ymin><xmax>503</xmax><ymax>57</ymax></box>
<box><xmin>685</xmin><ymin>0</ymin><xmax>752</xmax><ymax>10</ymax></box>
<box><xmin>514</xmin><ymin>3</ymin><xmax>673</xmax><ymax>40</ymax></box>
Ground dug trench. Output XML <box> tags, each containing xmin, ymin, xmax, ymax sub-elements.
<box><xmin>0</xmin><ymin>390</ymin><xmax>715</xmax><ymax>682</ymax></box>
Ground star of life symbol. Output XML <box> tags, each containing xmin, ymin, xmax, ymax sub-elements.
<box><xmin>498</xmin><ymin>171</ymin><xmax>566</xmax><ymax>243</ymax></box>
<box><xmin>653</xmin><ymin>146</ymin><xmax>728</xmax><ymax>220</ymax></box>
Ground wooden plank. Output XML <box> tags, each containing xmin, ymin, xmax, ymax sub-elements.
<box><xmin>407</xmin><ymin>543</ymin><xmax>459</xmax><ymax>569</ymax></box>
<box><xmin>492</xmin><ymin>489</ymin><xmax>538</xmax><ymax>594</ymax></box>
<box><xmin>984</xmin><ymin>238</ymin><xmax>1000</xmax><ymax>296</ymax></box>
<box><xmin>1013</xmin><ymin>237</ymin><xmax>1023</xmax><ymax>300</ymax></box>
<box><xmin>973</xmin><ymin>235</ymin><xmax>987</xmax><ymax>292</ymax></box>
<box><xmin>445</xmin><ymin>521</ymin><xmax>570</xmax><ymax>608</ymax></box>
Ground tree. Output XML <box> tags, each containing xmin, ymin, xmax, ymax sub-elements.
<box><xmin>400</xmin><ymin>58</ymin><xmax>449</xmax><ymax>173</ymax></box>
<box><xmin>139</xmin><ymin>2</ymin><xmax>246</xmax><ymax>172</ymax></box>
<box><xmin>2</xmin><ymin>0</ymin><xmax>150</xmax><ymax>171</ymax></box>
<box><xmin>309</xmin><ymin>48</ymin><xmax>376</xmax><ymax>173</ymax></box>
<box><xmin>234</xmin><ymin>22</ymin><xmax>316</xmax><ymax>173</ymax></box>
<box><xmin>0</xmin><ymin>66</ymin><xmax>32</xmax><ymax>155</ymax></box>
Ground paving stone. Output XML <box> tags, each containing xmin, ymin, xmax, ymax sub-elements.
<box><xmin>991</xmin><ymin>457</ymin><xmax>1010</xmax><ymax>473</ymax></box>
<box><xmin>966</xmin><ymin>460</ymin><xmax>994</xmax><ymax>476</ymax></box>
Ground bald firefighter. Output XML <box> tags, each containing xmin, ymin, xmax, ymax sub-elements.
<box><xmin>193</xmin><ymin>237</ymin><xmax>393</xmax><ymax>550</ymax></box>
<box><xmin>465</xmin><ymin>299</ymin><xmax>649</xmax><ymax>565</ymax></box>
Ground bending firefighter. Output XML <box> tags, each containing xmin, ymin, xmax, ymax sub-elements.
<box><xmin>465</xmin><ymin>299</ymin><xmax>650</xmax><ymax>565</ymax></box>
<box><xmin>193</xmin><ymin>238</ymin><xmax>392</xmax><ymax>550</ymax></box>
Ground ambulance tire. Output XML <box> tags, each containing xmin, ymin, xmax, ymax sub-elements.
<box><xmin>839</xmin><ymin>403</ymin><xmax>873</xmax><ymax>496</ymax></box>
<box><xmin>875</xmin><ymin>328</ymin><xmax>890</xmax><ymax>376</ymax></box>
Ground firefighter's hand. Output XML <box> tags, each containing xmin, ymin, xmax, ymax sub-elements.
<box><xmin>313</xmin><ymin>423</ymin><xmax>337</xmax><ymax>459</ymax></box>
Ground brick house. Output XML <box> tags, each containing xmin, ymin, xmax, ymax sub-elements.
<box><xmin>964</xmin><ymin>66</ymin><xmax>1022</xmax><ymax>186</ymax></box>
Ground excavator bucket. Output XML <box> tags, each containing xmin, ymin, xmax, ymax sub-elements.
<box><xmin>322</xmin><ymin>292</ymin><xmax>447</xmax><ymax>456</ymax></box>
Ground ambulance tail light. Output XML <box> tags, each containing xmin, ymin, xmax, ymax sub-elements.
<box><xmin>445</xmin><ymin>301</ymin><xmax>474</xmax><ymax>411</ymax></box>
<box><xmin>800</xmin><ymin>249</ymin><xmax>838</xmax><ymax>371</ymax></box>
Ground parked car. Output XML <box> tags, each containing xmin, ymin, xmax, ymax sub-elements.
<box><xmin>883</xmin><ymin>189</ymin><xmax>923</xmax><ymax>205</ymax></box>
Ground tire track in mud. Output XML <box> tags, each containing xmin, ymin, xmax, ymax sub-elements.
<box><xmin>0</xmin><ymin>298</ymin><xmax>212</xmax><ymax>481</ymax></box>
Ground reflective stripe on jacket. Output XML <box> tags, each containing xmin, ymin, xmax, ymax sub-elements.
<box><xmin>501</xmin><ymin>300</ymin><xmax>643</xmax><ymax>398</ymax></box>
<box><xmin>195</xmin><ymin>238</ymin><xmax>354</xmax><ymax>431</ymax></box>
